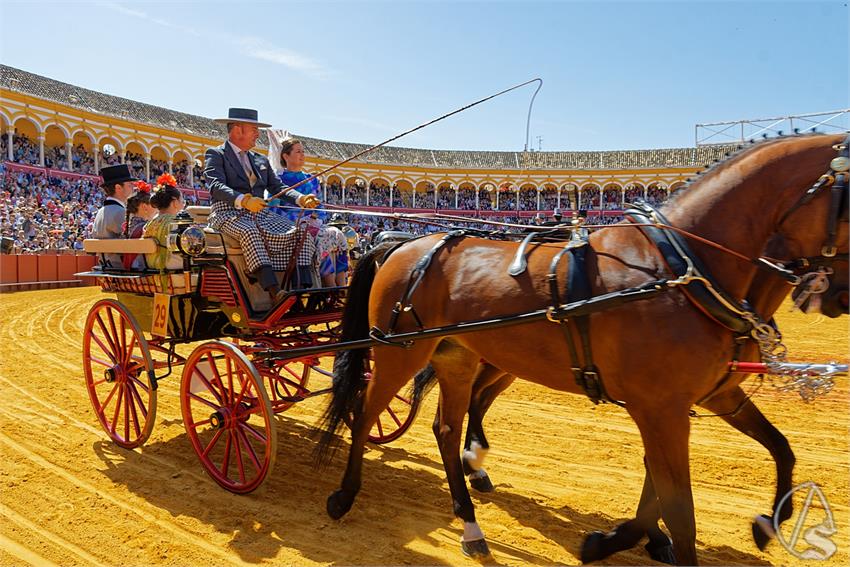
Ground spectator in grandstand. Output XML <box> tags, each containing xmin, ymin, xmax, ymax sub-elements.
<box><xmin>143</xmin><ymin>181</ymin><xmax>185</xmax><ymax>270</ymax></box>
<box><xmin>318</xmin><ymin>214</ymin><xmax>350</xmax><ymax>287</ymax></box>
<box><xmin>274</xmin><ymin>137</ymin><xmax>323</xmax><ymax>221</ymax></box>
<box><xmin>204</xmin><ymin>108</ymin><xmax>319</xmax><ymax>302</ymax></box>
<box><xmin>92</xmin><ymin>164</ymin><xmax>138</xmax><ymax>268</ymax></box>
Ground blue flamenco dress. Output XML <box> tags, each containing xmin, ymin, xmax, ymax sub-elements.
<box><xmin>269</xmin><ymin>170</ymin><xmax>326</xmax><ymax>222</ymax></box>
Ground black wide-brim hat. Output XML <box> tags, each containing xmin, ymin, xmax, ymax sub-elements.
<box><xmin>214</xmin><ymin>107</ymin><xmax>271</xmax><ymax>128</ymax></box>
<box><xmin>100</xmin><ymin>164</ymin><xmax>138</xmax><ymax>187</ymax></box>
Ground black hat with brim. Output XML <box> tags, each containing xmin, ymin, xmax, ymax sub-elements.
<box><xmin>100</xmin><ymin>164</ymin><xmax>139</xmax><ymax>187</ymax></box>
<box><xmin>214</xmin><ymin>107</ymin><xmax>271</xmax><ymax>128</ymax></box>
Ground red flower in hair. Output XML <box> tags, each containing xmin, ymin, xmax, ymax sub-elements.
<box><xmin>134</xmin><ymin>180</ymin><xmax>152</xmax><ymax>193</ymax></box>
<box><xmin>156</xmin><ymin>173</ymin><xmax>178</xmax><ymax>188</ymax></box>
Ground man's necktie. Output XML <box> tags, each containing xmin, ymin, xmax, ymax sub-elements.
<box><xmin>239</xmin><ymin>151</ymin><xmax>257</xmax><ymax>187</ymax></box>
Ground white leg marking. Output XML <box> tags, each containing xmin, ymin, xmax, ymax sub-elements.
<box><xmin>462</xmin><ymin>440</ymin><xmax>488</xmax><ymax>471</ymax></box>
<box><xmin>462</xmin><ymin>521</ymin><xmax>485</xmax><ymax>542</ymax></box>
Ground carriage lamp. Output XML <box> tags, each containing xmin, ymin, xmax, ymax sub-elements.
<box><xmin>167</xmin><ymin>210</ymin><xmax>207</xmax><ymax>256</ymax></box>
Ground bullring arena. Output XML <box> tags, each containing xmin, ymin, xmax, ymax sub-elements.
<box><xmin>1</xmin><ymin>66</ymin><xmax>848</xmax><ymax>566</ymax></box>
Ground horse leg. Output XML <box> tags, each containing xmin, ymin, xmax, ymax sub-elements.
<box><xmin>700</xmin><ymin>386</ymin><xmax>795</xmax><ymax>550</ymax></box>
<box><xmin>632</xmin><ymin>405</ymin><xmax>698</xmax><ymax>566</ymax></box>
<box><xmin>463</xmin><ymin>364</ymin><xmax>515</xmax><ymax>493</ymax></box>
<box><xmin>431</xmin><ymin>344</ymin><xmax>491</xmax><ymax>558</ymax></box>
<box><xmin>327</xmin><ymin>344</ymin><xmax>433</xmax><ymax>520</ymax></box>
<box><xmin>581</xmin><ymin>455</ymin><xmax>675</xmax><ymax>565</ymax></box>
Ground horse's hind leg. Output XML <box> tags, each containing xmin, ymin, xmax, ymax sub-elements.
<box><xmin>700</xmin><ymin>386</ymin><xmax>795</xmax><ymax>550</ymax></box>
<box><xmin>431</xmin><ymin>342</ymin><xmax>491</xmax><ymax>558</ymax></box>
<box><xmin>327</xmin><ymin>343</ymin><xmax>435</xmax><ymax>520</ymax></box>
<box><xmin>463</xmin><ymin>364</ymin><xmax>515</xmax><ymax>493</ymax></box>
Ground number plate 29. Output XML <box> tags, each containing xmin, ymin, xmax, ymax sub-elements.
<box><xmin>152</xmin><ymin>293</ymin><xmax>170</xmax><ymax>337</ymax></box>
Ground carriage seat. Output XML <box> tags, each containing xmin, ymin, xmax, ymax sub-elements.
<box><xmin>185</xmin><ymin>206</ymin><xmax>274</xmax><ymax>311</ymax></box>
<box><xmin>82</xmin><ymin>238</ymin><xmax>197</xmax><ymax>294</ymax></box>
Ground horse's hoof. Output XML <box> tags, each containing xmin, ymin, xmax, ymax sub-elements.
<box><xmin>645</xmin><ymin>536</ymin><xmax>676</xmax><ymax>565</ymax></box>
<box><xmin>580</xmin><ymin>531</ymin><xmax>606</xmax><ymax>563</ymax></box>
<box><xmin>469</xmin><ymin>472</ymin><xmax>495</xmax><ymax>493</ymax></box>
<box><xmin>461</xmin><ymin>538</ymin><xmax>490</xmax><ymax>559</ymax></box>
<box><xmin>326</xmin><ymin>490</ymin><xmax>352</xmax><ymax>520</ymax></box>
<box><xmin>752</xmin><ymin>514</ymin><xmax>776</xmax><ymax>551</ymax></box>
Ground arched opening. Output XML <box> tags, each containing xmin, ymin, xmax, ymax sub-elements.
<box><xmin>394</xmin><ymin>179</ymin><xmax>414</xmax><ymax>208</ymax></box>
<box><xmin>457</xmin><ymin>181</ymin><xmax>476</xmax><ymax>210</ymax></box>
<box><xmin>437</xmin><ymin>181</ymin><xmax>455</xmax><ymax>209</ymax></box>
<box><xmin>193</xmin><ymin>155</ymin><xmax>205</xmax><ymax>189</ymax></box>
<box><xmin>44</xmin><ymin>124</ymin><xmax>69</xmax><ymax>169</ymax></box>
<box><xmin>602</xmin><ymin>183</ymin><xmax>623</xmax><ymax>210</ymax></box>
<box><xmin>324</xmin><ymin>174</ymin><xmax>342</xmax><ymax>203</ymax></box>
<box><xmin>0</xmin><ymin>113</ymin><xmax>9</xmax><ymax>161</ymax></box>
<box><xmin>125</xmin><ymin>141</ymin><xmax>148</xmax><ymax>180</ymax></box>
<box><xmin>540</xmin><ymin>182</ymin><xmax>558</xmax><ymax>211</ymax></box>
<box><xmin>496</xmin><ymin>181</ymin><xmax>517</xmax><ymax>211</ymax></box>
<box><xmin>519</xmin><ymin>182</ymin><xmax>537</xmax><ymax>211</ymax></box>
<box><xmin>646</xmin><ymin>181</ymin><xmax>667</xmax><ymax>206</ymax></box>
<box><xmin>368</xmin><ymin>177</ymin><xmax>390</xmax><ymax>207</ymax></box>
<box><xmin>415</xmin><ymin>180</ymin><xmax>435</xmax><ymax>209</ymax></box>
<box><xmin>12</xmin><ymin>117</ymin><xmax>40</xmax><ymax>165</ymax></box>
<box><xmin>99</xmin><ymin>135</ymin><xmax>123</xmax><ymax>167</ymax></box>
<box><xmin>149</xmin><ymin>146</ymin><xmax>170</xmax><ymax>179</ymax></box>
<box><xmin>71</xmin><ymin>131</ymin><xmax>96</xmax><ymax>174</ymax></box>
<box><xmin>173</xmin><ymin>150</ymin><xmax>191</xmax><ymax>187</ymax></box>
<box><xmin>560</xmin><ymin>183</ymin><xmax>578</xmax><ymax>210</ymax></box>
<box><xmin>342</xmin><ymin>176</ymin><xmax>365</xmax><ymax>206</ymax></box>
<box><xmin>623</xmin><ymin>182</ymin><xmax>645</xmax><ymax>205</ymax></box>
<box><xmin>579</xmin><ymin>183</ymin><xmax>600</xmax><ymax>210</ymax></box>
<box><xmin>478</xmin><ymin>182</ymin><xmax>495</xmax><ymax>211</ymax></box>
<box><xmin>669</xmin><ymin>181</ymin><xmax>687</xmax><ymax>198</ymax></box>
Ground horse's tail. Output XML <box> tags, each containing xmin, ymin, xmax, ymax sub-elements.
<box><xmin>314</xmin><ymin>242</ymin><xmax>394</xmax><ymax>466</ymax></box>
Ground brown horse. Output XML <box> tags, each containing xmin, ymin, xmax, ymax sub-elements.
<box><xmin>316</xmin><ymin>133</ymin><xmax>849</xmax><ymax>565</ymax></box>
<box><xmin>451</xmin><ymin>235</ymin><xmax>848</xmax><ymax>563</ymax></box>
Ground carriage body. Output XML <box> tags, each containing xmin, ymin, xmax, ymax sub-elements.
<box><xmin>78</xmin><ymin>206</ymin><xmax>419</xmax><ymax>493</ymax></box>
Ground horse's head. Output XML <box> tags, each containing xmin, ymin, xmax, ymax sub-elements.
<box><xmin>773</xmin><ymin>134</ymin><xmax>849</xmax><ymax>318</ymax></box>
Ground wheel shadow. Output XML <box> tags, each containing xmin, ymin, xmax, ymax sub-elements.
<box><xmin>92</xmin><ymin>413</ymin><xmax>547</xmax><ymax>565</ymax></box>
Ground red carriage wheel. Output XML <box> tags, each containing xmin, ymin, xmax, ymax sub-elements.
<box><xmin>180</xmin><ymin>341</ymin><xmax>276</xmax><ymax>494</ymax></box>
<box><xmin>82</xmin><ymin>299</ymin><xmax>157</xmax><ymax>449</ymax></box>
<box><xmin>345</xmin><ymin>355</ymin><xmax>420</xmax><ymax>444</ymax></box>
<box><xmin>259</xmin><ymin>358</ymin><xmax>314</xmax><ymax>413</ymax></box>
<box><xmin>364</xmin><ymin>372</ymin><xmax>420</xmax><ymax>444</ymax></box>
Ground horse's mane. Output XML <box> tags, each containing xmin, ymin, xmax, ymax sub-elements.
<box><xmin>661</xmin><ymin>132</ymin><xmax>828</xmax><ymax>213</ymax></box>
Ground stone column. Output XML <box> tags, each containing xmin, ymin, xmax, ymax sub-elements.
<box><xmin>65</xmin><ymin>141</ymin><xmax>73</xmax><ymax>170</ymax></box>
<box><xmin>366</xmin><ymin>182</ymin><xmax>370</xmax><ymax>206</ymax></box>
<box><xmin>188</xmin><ymin>160</ymin><xmax>194</xmax><ymax>187</ymax></box>
<box><xmin>145</xmin><ymin>156</ymin><xmax>150</xmax><ymax>181</ymax></box>
<box><xmin>454</xmin><ymin>187</ymin><xmax>458</xmax><ymax>209</ymax></box>
<box><xmin>93</xmin><ymin>146</ymin><xmax>100</xmax><ymax>173</ymax></box>
<box><xmin>412</xmin><ymin>187</ymin><xmax>417</xmax><ymax>208</ymax></box>
<box><xmin>7</xmin><ymin>128</ymin><xmax>15</xmax><ymax>161</ymax></box>
<box><xmin>38</xmin><ymin>136</ymin><xmax>45</xmax><ymax>167</ymax></box>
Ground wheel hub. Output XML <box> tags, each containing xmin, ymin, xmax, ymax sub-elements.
<box><xmin>209</xmin><ymin>411</ymin><xmax>225</xmax><ymax>429</ymax></box>
<box><xmin>104</xmin><ymin>366</ymin><xmax>120</xmax><ymax>383</ymax></box>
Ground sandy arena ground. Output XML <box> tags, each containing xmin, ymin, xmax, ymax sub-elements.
<box><xmin>0</xmin><ymin>286</ymin><xmax>847</xmax><ymax>566</ymax></box>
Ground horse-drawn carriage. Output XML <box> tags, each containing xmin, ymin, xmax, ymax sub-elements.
<box><xmin>79</xmin><ymin>206</ymin><xmax>418</xmax><ymax>493</ymax></box>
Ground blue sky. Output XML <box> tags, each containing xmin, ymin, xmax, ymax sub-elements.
<box><xmin>1</xmin><ymin>0</ymin><xmax>847</xmax><ymax>151</ymax></box>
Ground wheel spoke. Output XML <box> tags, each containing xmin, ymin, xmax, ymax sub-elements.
<box><xmin>231</xmin><ymin>370</ymin><xmax>253</xmax><ymax>409</ymax></box>
<box><xmin>375</xmin><ymin>414</ymin><xmax>384</xmax><ymax>438</ymax></box>
<box><xmin>240</xmin><ymin>421</ymin><xmax>268</xmax><ymax>443</ymax></box>
<box><xmin>109</xmin><ymin>384</ymin><xmax>124</xmax><ymax>434</ymax></box>
<box><xmin>98</xmin><ymin>381</ymin><xmax>120</xmax><ymax>417</ymax></box>
<box><xmin>89</xmin><ymin>355</ymin><xmax>114</xmax><ymax>369</ymax></box>
<box><xmin>127</xmin><ymin>380</ymin><xmax>148</xmax><ymax>419</ymax></box>
<box><xmin>123</xmin><ymin>335</ymin><xmax>139</xmax><ymax>367</ymax></box>
<box><xmin>123</xmin><ymin>383</ymin><xmax>131</xmax><ymax>440</ymax></box>
<box><xmin>119</xmin><ymin>316</ymin><xmax>127</xmax><ymax>364</ymax></box>
<box><xmin>220</xmin><ymin>430</ymin><xmax>232</xmax><ymax>478</ymax></box>
<box><xmin>106</xmin><ymin>309</ymin><xmax>120</xmax><ymax>357</ymax></box>
<box><xmin>226</xmin><ymin>355</ymin><xmax>234</xmax><ymax>405</ymax></box>
<box><xmin>394</xmin><ymin>393</ymin><xmax>412</xmax><ymax>405</ymax></box>
<box><xmin>128</xmin><ymin>373</ymin><xmax>151</xmax><ymax>394</ymax></box>
<box><xmin>201</xmin><ymin>427</ymin><xmax>224</xmax><ymax>457</ymax></box>
<box><xmin>93</xmin><ymin>315</ymin><xmax>118</xmax><ymax>361</ymax></box>
<box><xmin>385</xmin><ymin>406</ymin><xmax>403</xmax><ymax>428</ymax></box>
<box><xmin>191</xmin><ymin>366</ymin><xmax>224</xmax><ymax>405</ymax></box>
<box><xmin>207</xmin><ymin>352</ymin><xmax>226</xmax><ymax>402</ymax></box>
<box><xmin>188</xmin><ymin>390</ymin><xmax>221</xmax><ymax>410</ymax></box>
<box><xmin>236</xmin><ymin>426</ymin><xmax>262</xmax><ymax>472</ymax></box>
<box><xmin>232</xmin><ymin>430</ymin><xmax>246</xmax><ymax>484</ymax></box>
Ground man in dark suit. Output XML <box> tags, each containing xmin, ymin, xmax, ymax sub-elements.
<box><xmin>93</xmin><ymin>163</ymin><xmax>138</xmax><ymax>268</ymax></box>
<box><xmin>204</xmin><ymin>108</ymin><xmax>320</xmax><ymax>298</ymax></box>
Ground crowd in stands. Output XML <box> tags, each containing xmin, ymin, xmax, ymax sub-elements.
<box><xmin>0</xmin><ymin>164</ymin><xmax>101</xmax><ymax>253</ymax></box>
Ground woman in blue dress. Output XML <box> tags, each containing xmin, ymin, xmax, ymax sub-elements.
<box><xmin>271</xmin><ymin>137</ymin><xmax>325</xmax><ymax>222</ymax></box>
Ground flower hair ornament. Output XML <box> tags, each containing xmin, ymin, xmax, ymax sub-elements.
<box><xmin>134</xmin><ymin>180</ymin><xmax>152</xmax><ymax>193</ymax></box>
<box><xmin>155</xmin><ymin>173</ymin><xmax>178</xmax><ymax>190</ymax></box>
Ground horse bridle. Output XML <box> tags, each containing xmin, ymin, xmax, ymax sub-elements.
<box><xmin>776</xmin><ymin>134</ymin><xmax>850</xmax><ymax>271</ymax></box>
